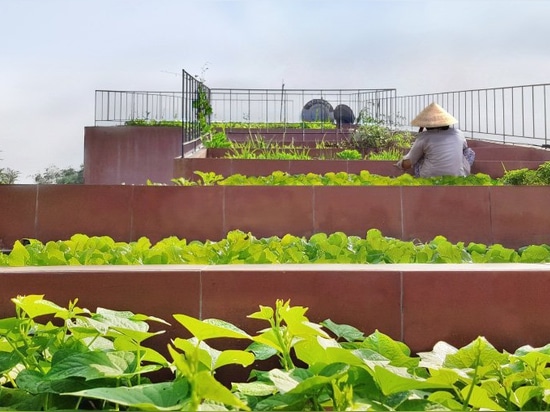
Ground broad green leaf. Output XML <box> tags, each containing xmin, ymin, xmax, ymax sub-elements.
<box><xmin>373</xmin><ymin>365</ymin><xmax>451</xmax><ymax>396</ymax></box>
<box><xmin>293</xmin><ymin>336</ymin><xmax>336</xmax><ymax>366</ymax></box>
<box><xmin>45</xmin><ymin>247</ymin><xmax>68</xmax><ymax>265</ymax></box>
<box><xmin>480</xmin><ymin>379</ymin><xmax>502</xmax><ymax>397</ymax></box>
<box><xmin>203</xmin><ymin>318</ymin><xmax>249</xmax><ymax>336</ymax></box>
<box><xmin>11</xmin><ymin>295</ymin><xmax>67</xmax><ymax>319</ymax></box>
<box><xmin>461</xmin><ymin>384</ymin><xmax>504</xmax><ymax>410</ymax></box>
<box><xmin>214</xmin><ymin>349</ymin><xmax>255</xmax><ymax>369</ymax></box>
<box><xmin>114</xmin><ymin>336</ymin><xmax>169</xmax><ymax>366</ymax></box>
<box><xmin>173</xmin><ymin>314</ymin><xmax>250</xmax><ymax>341</ymax></box>
<box><xmin>232</xmin><ymin>381</ymin><xmax>277</xmax><ymax>397</ymax></box>
<box><xmin>14</xmin><ymin>369</ymin><xmax>48</xmax><ymax>394</ymax></box>
<box><xmin>287</xmin><ymin>319</ymin><xmax>329</xmax><ymax>339</ymax></box>
<box><xmin>0</xmin><ymin>387</ymin><xmax>45</xmax><ymax>411</ymax></box>
<box><xmin>268</xmin><ymin>368</ymin><xmax>300</xmax><ymax>394</ymax></box>
<box><xmin>363</xmin><ymin>330</ymin><xmax>418</xmax><ymax>367</ymax></box>
<box><xmin>246</xmin><ymin>341</ymin><xmax>278</xmax><ymax>360</ymax></box>
<box><xmin>172</xmin><ymin>338</ymin><xmax>216</xmax><ymax>371</ymax></box>
<box><xmin>131</xmin><ymin>313</ymin><xmax>171</xmax><ymax>325</ymax></box>
<box><xmin>65</xmin><ymin>379</ymin><xmax>189</xmax><ymax>411</ymax></box>
<box><xmin>514</xmin><ymin>342</ymin><xmax>550</xmax><ymax>356</ymax></box>
<box><xmin>519</xmin><ymin>244</ymin><xmax>550</xmax><ymax>262</ymax></box>
<box><xmin>418</xmin><ymin>341</ymin><xmax>458</xmax><ymax>369</ymax></box>
<box><xmin>108</xmin><ymin>327</ymin><xmax>164</xmax><ymax>344</ymax></box>
<box><xmin>425</xmin><ymin>368</ymin><xmax>461</xmax><ymax>386</ymax></box>
<box><xmin>0</xmin><ymin>351</ymin><xmax>20</xmax><ymax>374</ymax></box>
<box><xmin>515</xmin><ymin>350</ymin><xmax>550</xmax><ymax>370</ymax></box>
<box><xmin>252</xmin><ymin>329</ymin><xmax>284</xmax><ymax>353</ymax></box>
<box><xmin>46</xmin><ymin>351</ymin><xmax>136</xmax><ymax>380</ymax></box>
<box><xmin>7</xmin><ymin>241</ymin><xmax>30</xmax><ymax>266</ymax></box>
<box><xmin>511</xmin><ymin>386</ymin><xmax>543</xmax><ymax>408</ymax></box>
<box><xmin>321</xmin><ymin>318</ymin><xmax>365</xmax><ymax>342</ymax></box>
<box><xmin>94</xmin><ymin>307</ymin><xmax>150</xmax><ymax>333</ymax></box>
<box><xmin>287</xmin><ymin>374</ymin><xmax>335</xmax><ymax>396</ymax></box>
<box><xmin>194</xmin><ymin>371</ymin><xmax>250</xmax><ymax>410</ymax></box>
<box><xmin>395</xmin><ymin>398</ymin><xmax>449</xmax><ymax>411</ymax></box>
<box><xmin>444</xmin><ymin>336</ymin><xmax>508</xmax><ymax>368</ymax></box>
<box><xmin>253</xmin><ymin>392</ymin><xmax>309</xmax><ymax>411</ymax></box>
<box><xmin>0</xmin><ymin>317</ymin><xmax>21</xmax><ymax>334</ymax></box>
<box><xmin>427</xmin><ymin>391</ymin><xmax>464</xmax><ymax>410</ymax></box>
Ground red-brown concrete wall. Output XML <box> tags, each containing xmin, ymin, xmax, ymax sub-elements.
<box><xmin>2</xmin><ymin>184</ymin><xmax>549</xmax><ymax>251</ymax></box>
<box><xmin>84</xmin><ymin>126</ymin><xmax>184</xmax><ymax>185</ymax></box>
<box><xmin>2</xmin><ymin>264</ymin><xmax>550</xmax><ymax>362</ymax></box>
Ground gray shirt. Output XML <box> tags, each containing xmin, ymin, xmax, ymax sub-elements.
<box><xmin>403</xmin><ymin>128</ymin><xmax>470</xmax><ymax>177</ymax></box>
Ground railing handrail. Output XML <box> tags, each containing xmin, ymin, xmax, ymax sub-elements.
<box><xmin>93</xmin><ymin>81</ymin><xmax>550</xmax><ymax>148</ymax></box>
<box><xmin>399</xmin><ymin>82</ymin><xmax>550</xmax><ymax>97</ymax></box>
<box><xmin>210</xmin><ymin>87</ymin><xmax>397</xmax><ymax>92</ymax></box>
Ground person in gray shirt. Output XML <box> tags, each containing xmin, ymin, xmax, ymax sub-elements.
<box><xmin>395</xmin><ymin>103</ymin><xmax>474</xmax><ymax>177</ymax></box>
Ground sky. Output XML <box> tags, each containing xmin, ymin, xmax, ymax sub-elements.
<box><xmin>1</xmin><ymin>0</ymin><xmax>549</xmax><ymax>182</ymax></box>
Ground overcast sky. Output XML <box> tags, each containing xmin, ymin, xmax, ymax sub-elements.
<box><xmin>1</xmin><ymin>0</ymin><xmax>549</xmax><ymax>182</ymax></box>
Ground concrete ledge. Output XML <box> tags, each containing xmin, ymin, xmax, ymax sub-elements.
<box><xmin>3</xmin><ymin>185</ymin><xmax>550</xmax><ymax>250</ymax></box>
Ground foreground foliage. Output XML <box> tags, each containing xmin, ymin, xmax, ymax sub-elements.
<box><xmin>2</xmin><ymin>229</ymin><xmax>550</xmax><ymax>267</ymax></box>
<box><xmin>2</xmin><ymin>296</ymin><xmax>550</xmax><ymax>410</ymax></box>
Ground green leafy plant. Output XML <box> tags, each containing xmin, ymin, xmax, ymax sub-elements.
<box><xmin>224</xmin><ymin>135</ymin><xmax>312</xmax><ymax>160</ymax></box>
<box><xmin>5</xmin><ymin>297</ymin><xmax>550</xmax><ymax>409</ymax></box>
<box><xmin>335</xmin><ymin>149</ymin><xmax>362</xmax><ymax>160</ymax></box>
<box><xmin>192</xmin><ymin>84</ymin><xmax>213</xmax><ymax>134</ymax></box>
<box><xmin>213</xmin><ymin>121</ymin><xmax>336</xmax><ymax>130</ymax></box>
<box><xmin>500</xmin><ymin>161</ymin><xmax>550</xmax><ymax>185</ymax></box>
<box><xmin>0</xmin><ymin>295</ymin><xmax>169</xmax><ymax>410</ymax></box>
<box><xmin>124</xmin><ymin>119</ymin><xmax>183</xmax><ymax>127</ymax></box>
<box><xmin>366</xmin><ymin>148</ymin><xmax>403</xmax><ymax>160</ymax></box>
<box><xmin>3</xmin><ymin>228</ymin><xmax>550</xmax><ymax>267</ymax></box>
<box><xmin>168</xmin><ymin>314</ymin><xmax>254</xmax><ymax>410</ymax></box>
<box><xmin>201</xmin><ymin>129</ymin><xmax>233</xmax><ymax>148</ymax></box>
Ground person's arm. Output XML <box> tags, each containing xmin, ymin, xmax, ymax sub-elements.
<box><xmin>395</xmin><ymin>137</ymin><xmax>424</xmax><ymax>170</ymax></box>
<box><xmin>401</xmin><ymin>159</ymin><xmax>412</xmax><ymax>170</ymax></box>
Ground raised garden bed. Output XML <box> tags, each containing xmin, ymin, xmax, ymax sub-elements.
<box><xmin>174</xmin><ymin>139</ymin><xmax>550</xmax><ymax>180</ymax></box>
<box><xmin>8</xmin><ymin>126</ymin><xmax>550</xmax><ymax>395</ymax></box>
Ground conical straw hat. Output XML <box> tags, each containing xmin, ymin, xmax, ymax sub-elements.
<box><xmin>411</xmin><ymin>102</ymin><xmax>458</xmax><ymax>127</ymax></box>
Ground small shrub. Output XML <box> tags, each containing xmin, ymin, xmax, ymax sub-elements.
<box><xmin>500</xmin><ymin>163</ymin><xmax>550</xmax><ymax>185</ymax></box>
<box><xmin>201</xmin><ymin>130</ymin><xmax>232</xmax><ymax>148</ymax></box>
<box><xmin>367</xmin><ymin>148</ymin><xmax>403</xmax><ymax>160</ymax></box>
<box><xmin>336</xmin><ymin>149</ymin><xmax>363</xmax><ymax>160</ymax></box>
<box><xmin>535</xmin><ymin>161</ymin><xmax>550</xmax><ymax>184</ymax></box>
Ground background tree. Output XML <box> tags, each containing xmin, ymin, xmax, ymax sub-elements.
<box><xmin>33</xmin><ymin>164</ymin><xmax>84</xmax><ymax>184</ymax></box>
<box><xmin>0</xmin><ymin>151</ymin><xmax>20</xmax><ymax>184</ymax></box>
<box><xmin>0</xmin><ymin>167</ymin><xmax>19</xmax><ymax>184</ymax></box>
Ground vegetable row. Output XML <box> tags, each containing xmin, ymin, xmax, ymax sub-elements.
<box><xmin>2</xmin><ymin>229</ymin><xmax>549</xmax><ymax>266</ymax></box>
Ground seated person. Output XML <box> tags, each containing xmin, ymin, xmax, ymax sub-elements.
<box><xmin>396</xmin><ymin>102</ymin><xmax>474</xmax><ymax>177</ymax></box>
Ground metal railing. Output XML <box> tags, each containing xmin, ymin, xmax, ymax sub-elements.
<box><xmin>94</xmin><ymin>87</ymin><xmax>396</xmax><ymax>128</ymax></box>
<box><xmin>94</xmin><ymin>79</ymin><xmax>550</xmax><ymax>149</ymax></box>
<box><xmin>94</xmin><ymin>90</ymin><xmax>183</xmax><ymax>125</ymax></box>
<box><xmin>94</xmin><ymin>70</ymin><xmax>210</xmax><ymax>156</ymax></box>
<box><xmin>208</xmin><ymin>88</ymin><xmax>397</xmax><ymax>129</ymax></box>
<box><xmin>369</xmin><ymin>83</ymin><xmax>550</xmax><ymax>147</ymax></box>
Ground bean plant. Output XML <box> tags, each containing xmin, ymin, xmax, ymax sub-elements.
<box><xmin>3</xmin><ymin>297</ymin><xmax>550</xmax><ymax>410</ymax></box>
